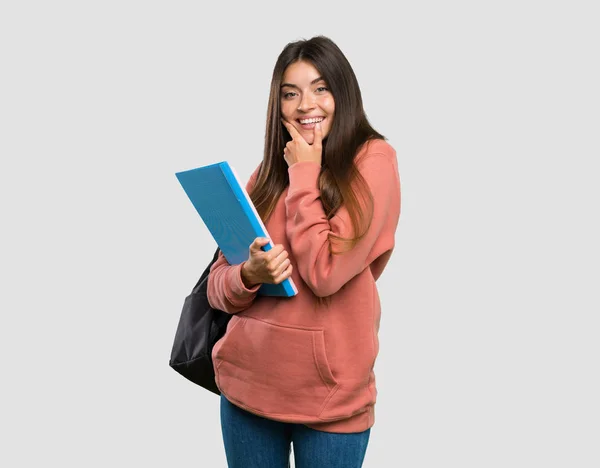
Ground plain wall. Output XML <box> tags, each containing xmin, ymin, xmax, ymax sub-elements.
<box><xmin>1</xmin><ymin>1</ymin><xmax>598</xmax><ymax>466</ymax></box>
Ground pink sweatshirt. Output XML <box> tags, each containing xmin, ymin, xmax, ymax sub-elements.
<box><xmin>208</xmin><ymin>139</ymin><xmax>401</xmax><ymax>433</ymax></box>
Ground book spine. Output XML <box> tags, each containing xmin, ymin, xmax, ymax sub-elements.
<box><xmin>223</xmin><ymin>163</ymin><xmax>298</xmax><ymax>297</ymax></box>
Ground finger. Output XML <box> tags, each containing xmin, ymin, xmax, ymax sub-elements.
<box><xmin>270</xmin><ymin>257</ymin><xmax>289</xmax><ymax>275</ymax></box>
<box><xmin>266</xmin><ymin>247</ymin><xmax>286</xmax><ymax>271</ymax></box>
<box><xmin>313</xmin><ymin>121</ymin><xmax>323</xmax><ymax>149</ymax></box>
<box><xmin>249</xmin><ymin>237</ymin><xmax>262</xmax><ymax>250</ymax></box>
<box><xmin>276</xmin><ymin>249</ymin><xmax>289</xmax><ymax>262</ymax></box>
<box><xmin>282</xmin><ymin>119</ymin><xmax>308</xmax><ymax>146</ymax></box>
<box><xmin>272</xmin><ymin>249</ymin><xmax>289</xmax><ymax>268</ymax></box>
<box><xmin>281</xmin><ymin>118</ymin><xmax>301</xmax><ymax>140</ymax></box>
<box><xmin>263</xmin><ymin>244</ymin><xmax>284</xmax><ymax>263</ymax></box>
<box><xmin>250</xmin><ymin>237</ymin><xmax>270</xmax><ymax>253</ymax></box>
<box><xmin>256</xmin><ymin>237</ymin><xmax>270</xmax><ymax>247</ymax></box>
<box><xmin>273</xmin><ymin>264</ymin><xmax>293</xmax><ymax>284</ymax></box>
<box><xmin>272</xmin><ymin>258</ymin><xmax>291</xmax><ymax>278</ymax></box>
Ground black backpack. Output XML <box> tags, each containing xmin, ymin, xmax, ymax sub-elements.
<box><xmin>169</xmin><ymin>247</ymin><xmax>231</xmax><ymax>395</ymax></box>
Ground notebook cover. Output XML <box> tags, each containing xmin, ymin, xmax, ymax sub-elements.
<box><xmin>176</xmin><ymin>161</ymin><xmax>298</xmax><ymax>297</ymax></box>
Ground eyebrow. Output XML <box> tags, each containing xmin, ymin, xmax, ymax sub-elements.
<box><xmin>280</xmin><ymin>76</ymin><xmax>325</xmax><ymax>90</ymax></box>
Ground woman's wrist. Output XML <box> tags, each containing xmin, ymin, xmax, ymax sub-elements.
<box><xmin>241</xmin><ymin>262</ymin><xmax>259</xmax><ymax>288</ymax></box>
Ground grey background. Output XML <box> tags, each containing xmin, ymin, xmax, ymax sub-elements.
<box><xmin>1</xmin><ymin>1</ymin><xmax>598</xmax><ymax>467</ymax></box>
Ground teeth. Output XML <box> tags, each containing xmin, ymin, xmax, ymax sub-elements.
<box><xmin>299</xmin><ymin>117</ymin><xmax>324</xmax><ymax>124</ymax></box>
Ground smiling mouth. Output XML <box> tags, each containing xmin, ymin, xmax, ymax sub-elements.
<box><xmin>297</xmin><ymin>117</ymin><xmax>325</xmax><ymax>129</ymax></box>
<box><xmin>297</xmin><ymin>117</ymin><xmax>325</xmax><ymax>124</ymax></box>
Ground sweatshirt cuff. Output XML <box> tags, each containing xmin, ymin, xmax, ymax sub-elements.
<box><xmin>227</xmin><ymin>262</ymin><xmax>261</xmax><ymax>299</ymax></box>
<box><xmin>288</xmin><ymin>161</ymin><xmax>321</xmax><ymax>193</ymax></box>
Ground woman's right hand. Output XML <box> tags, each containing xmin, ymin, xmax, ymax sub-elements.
<box><xmin>241</xmin><ymin>237</ymin><xmax>293</xmax><ymax>288</ymax></box>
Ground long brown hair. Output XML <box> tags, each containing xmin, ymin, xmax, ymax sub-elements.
<box><xmin>250</xmin><ymin>35</ymin><xmax>386</xmax><ymax>255</ymax></box>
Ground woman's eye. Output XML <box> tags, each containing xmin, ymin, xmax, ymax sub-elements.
<box><xmin>282</xmin><ymin>92</ymin><xmax>296</xmax><ymax>99</ymax></box>
<box><xmin>316</xmin><ymin>86</ymin><xmax>328</xmax><ymax>92</ymax></box>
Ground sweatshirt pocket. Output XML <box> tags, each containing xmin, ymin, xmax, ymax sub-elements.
<box><xmin>214</xmin><ymin>316</ymin><xmax>339</xmax><ymax>420</ymax></box>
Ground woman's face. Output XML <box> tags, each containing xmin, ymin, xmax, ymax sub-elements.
<box><xmin>280</xmin><ymin>60</ymin><xmax>335</xmax><ymax>145</ymax></box>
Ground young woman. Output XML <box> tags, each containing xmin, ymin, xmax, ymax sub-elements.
<box><xmin>207</xmin><ymin>35</ymin><xmax>401</xmax><ymax>468</ymax></box>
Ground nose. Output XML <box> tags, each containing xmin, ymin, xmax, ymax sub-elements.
<box><xmin>297</xmin><ymin>93</ymin><xmax>316</xmax><ymax>112</ymax></box>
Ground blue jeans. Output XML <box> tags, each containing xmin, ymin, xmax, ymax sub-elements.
<box><xmin>220</xmin><ymin>394</ymin><xmax>370</xmax><ymax>468</ymax></box>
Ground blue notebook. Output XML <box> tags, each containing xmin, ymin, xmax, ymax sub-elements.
<box><xmin>176</xmin><ymin>161</ymin><xmax>298</xmax><ymax>297</ymax></box>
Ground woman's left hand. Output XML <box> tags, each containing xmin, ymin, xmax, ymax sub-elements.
<box><xmin>281</xmin><ymin>118</ymin><xmax>323</xmax><ymax>167</ymax></box>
